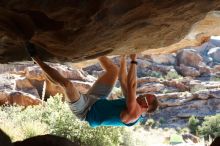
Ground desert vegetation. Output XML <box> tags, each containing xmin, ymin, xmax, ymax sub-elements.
<box><xmin>0</xmin><ymin>94</ymin><xmax>219</xmax><ymax>146</ymax></box>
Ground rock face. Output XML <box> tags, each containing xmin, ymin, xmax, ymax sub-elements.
<box><xmin>0</xmin><ymin>37</ymin><xmax>220</xmax><ymax>127</ymax></box>
<box><xmin>0</xmin><ymin>63</ymin><xmax>95</xmax><ymax>106</ymax></box>
<box><xmin>0</xmin><ymin>90</ymin><xmax>42</xmax><ymax>106</ymax></box>
<box><xmin>0</xmin><ymin>1</ymin><xmax>220</xmax><ymax>63</ymax></box>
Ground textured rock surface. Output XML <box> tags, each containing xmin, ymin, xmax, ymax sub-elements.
<box><xmin>0</xmin><ymin>47</ymin><xmax>220</xmax><ymax>127</ymax></box>
<box><xmin>0</xmin><ymin>0</ymin><xmax>220</xmax><ymax>63</ymax></box>
<box><xmin>0</xmin><ymin>63</ymin><xmax>95</xmax><ymax>106</ymax></box>
<box><xmin>0</xmin><ymin>90</ymin><xmax>42</xmax><ymax>106</ymax></box>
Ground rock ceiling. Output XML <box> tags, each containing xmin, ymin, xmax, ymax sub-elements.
<box><xmin>0</xmin><ymin>0</ymin><xmax>220</xmax><ymax>63</ymax></box>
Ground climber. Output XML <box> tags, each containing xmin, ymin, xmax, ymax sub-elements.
<box><xmin>26</xmin><ymin>42</ymin><xmax>158</xmax><ymax>127</ymax></box>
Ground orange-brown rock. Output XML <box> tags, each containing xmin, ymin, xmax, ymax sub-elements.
<box><xmin>0</xmin><ymin>1</ymin><xmax>220</xmax><ymax>63</ymax></box>
<box><xmin>15</xmin><ymin>77</ymin><xmax>40</xmax><ymax>97</ymax></box>
<box><xmin>0</xmin><ymin>91</ymin><xmax>42</xmax><ymax>106</ymax></box>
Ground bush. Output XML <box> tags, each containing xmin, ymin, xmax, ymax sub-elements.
<box><xmin>0</xmin><ymin>94</ymin><xmax>124</xmax><ymax>146</ymax></box>
<box><xmin>144</xmin><ymin>118</ymin><xmax>158</xmax><ymax>129</ymax></box>
<box><xmin>188</xmin><ymin>116</ymin><xmax>200</xmax><ymax>135</ymax></box>
<box><xmin>164</xmin><ymin>70</ymin><xmax>182</xmax><ymax>80</ymax></box>
<box><xmin>198</xmin><ymin>114</ymin><xmax>220</xmax><ymax>139</ymax></box>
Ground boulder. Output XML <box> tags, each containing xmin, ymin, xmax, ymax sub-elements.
<box><xmin>1</xmin><ymin>1</ymin><xmax>220</xmax><ymax>63</ymax></box>
<box><xmin>176</xmin><ymin>64</ymin><xmax>200</xmax><ymax>77</ymax></box>
<box><xmin>0</xmin><ymin>91</ymin><xmax>42</xmax><ymax>106</ymax></box>
<box><xmin>24</xmin><ymin>66</ymin><xmax>45</xmax><ymax>80</ymax></box>
<box><xmin>176</xmin><ymin>49</ymin><xmax>204</xmax><ymax>68</ymax></box>
<box><xmin>198</xmin><ymin>65</ymin><xmax>211</xmax><ymax>76</ymax></box>
<box><xmin>15</xmin><ymin>77</ymin><xmax>40</xmax><ymax>97</ymax></box>
<box><xmin>148</xmin><ymin>54</ymin><xmax>176</xmax><ymax>65</ymax></box>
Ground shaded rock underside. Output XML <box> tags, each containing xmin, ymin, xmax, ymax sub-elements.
<box><xmin>0</xmin><ymin>0</ymin><xmax>220</xmax><ymax>63</ymax></box>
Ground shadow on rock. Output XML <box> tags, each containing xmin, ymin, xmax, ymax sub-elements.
<box><xmin>0</xmin><ymin>129</ymin><xmax>13</xmax><ymax>146</ymax></box>
<box><xmin>13</xmin><ymin>134</ymin><xmax>81</xmax><ymax>146</ymax></box>
<box><xmin>210</xmin><ymin>137</ymin><xmax>220</xmax><ymax>146</ymax></box>
<box><xmin>1</xmin><ymin>129</ymin><xmax>82</xmax><ymax>146</ymax></box>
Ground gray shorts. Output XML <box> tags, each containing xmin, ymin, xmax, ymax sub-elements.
<box><xmin>68</xmin><ymin>82</ymin><xmax>113</xmax><ymax>120</ymax></box>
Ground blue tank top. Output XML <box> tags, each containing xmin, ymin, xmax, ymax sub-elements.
<box><xmin>85</xmin><ymin>98</ymin><xmax>143</xmax><ymax>127</ymax></box>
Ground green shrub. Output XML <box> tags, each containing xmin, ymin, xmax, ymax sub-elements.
<box><xmin>179</xmin><ymin>128</ymin><xmax>190</xmax><ymax>134</ymax></box>
<box><xmin>198</xmin><ymin>114</ymin><xmax>220</xmax><ymax>139</ymax></box>
<box><xmin>188</xmin><ymin>116</ymin><xmax>200</xmax><ymax>135</ymax></box>
<box><xmin>164</xmin><ymin>70</ymin><xmax>182</xmax><ymax>80</ymax></box>
<box><xmin>144</xmin><ymin>118</ymin><xmax>157</xmax><ymax>129</ymax></box>
<box><xmin>0</xmin><ymin>94</ymin><xmax>124</xmax><ymax>146</ymax></box>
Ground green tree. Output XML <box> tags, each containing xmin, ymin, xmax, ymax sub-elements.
<box><xmin>188</xmin><ymin>116</ymin><xmax>200</xmax><ymax>135</ymax></box>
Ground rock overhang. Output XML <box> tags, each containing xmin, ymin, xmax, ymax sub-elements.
<box><xmin>0</xmin><ymin>0</ymin><xmax>220</xmax><ymax>64</ymax></box>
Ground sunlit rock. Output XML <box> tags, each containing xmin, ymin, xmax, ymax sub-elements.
<box><xmin>0</xmin><ymin>91</ymin><xmax>42</xmax><ymax>106</ymax></box>
<box><xmin>176</xmin><ymin>49</ymin><xmax>203</xmax><ymax>68</ymax></box>
<box><xmin>176</xmin><ymin>64</ymin><xmax>200</xmax><ymax>77</ymax></box>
